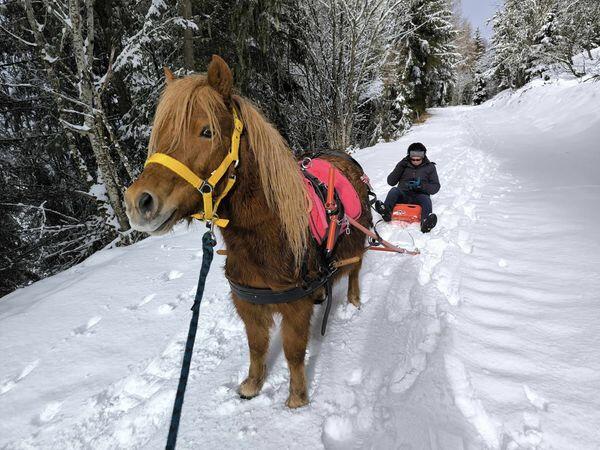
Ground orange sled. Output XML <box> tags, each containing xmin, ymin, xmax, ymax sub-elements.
<box><xmin>392</xmin><ymin>204</ymin><xmax>421</xmax><ymax>224</ymax></box>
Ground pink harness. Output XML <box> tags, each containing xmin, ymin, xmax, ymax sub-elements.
<box><xmin>301</xmin><ymin>158</ymin><xmax>362</xmax><ymax>244</ymax></box>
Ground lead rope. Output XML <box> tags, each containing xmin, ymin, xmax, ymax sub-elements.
<box><xmin>166</xmin><ymin>229</ymin><xmax>216</xmax><ymax>450</ymax></box>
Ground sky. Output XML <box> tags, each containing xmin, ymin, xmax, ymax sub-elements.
<box><xmin>460</xmin><ymin>0</ymin><xmax>502</xmax><ymax>40</ymax></box>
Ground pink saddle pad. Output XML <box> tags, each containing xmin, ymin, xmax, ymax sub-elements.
<box><xmin>302</xmin><ymin>158</ymin><xmax>362</xmax><ymax>244</ymax></box>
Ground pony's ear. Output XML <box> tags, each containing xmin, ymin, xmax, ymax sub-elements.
<box><xmin>163</xmin><ymin>67</ymin><xmax>175</xmax><ymax>84</ymax></box>
<box><xmin>207</xmin><ymin>55</ymin><xmax>233</xmax><ymax>101</ymax></box>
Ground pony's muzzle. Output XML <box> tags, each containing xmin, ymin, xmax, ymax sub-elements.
<box><xmin>125</xmin><ymin>186</ymin><xmax>174</xmax><ymax>233</ymax></box>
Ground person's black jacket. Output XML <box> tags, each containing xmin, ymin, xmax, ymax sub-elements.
<box><xmin>387</xmin><ymin>156</ymin><xmax>440</xmax><ymax>196</ymax></box>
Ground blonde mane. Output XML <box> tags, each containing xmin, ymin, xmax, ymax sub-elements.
<box><xmin>149</xmin><ymin>75</ymin><xmax>309</xmax><ymax>266</ymax></box>
<box><xmin>234</xmin><ymin>95</ymin><xmax>309</xmax><ymax>266</ymax></box>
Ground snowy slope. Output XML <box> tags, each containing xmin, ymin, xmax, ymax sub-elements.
<box><xmin>1</xmin><ymin>76</ymin><xmax>600</xmax><ymax>449</ymax></box>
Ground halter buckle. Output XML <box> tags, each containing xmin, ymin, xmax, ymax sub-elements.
<box><xmin>206</xmin><ymin>220</ymin><xmax>217</xmax><ymax>243</ymax></box>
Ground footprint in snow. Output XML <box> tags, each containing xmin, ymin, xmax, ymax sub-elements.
<box><xmin>0</xmin><ymin>359</ymin><xmax>40</xmax><ymax>395</ymax></box>
<box><xmin>164</xmin><ymin>270</ymin><xmax>183</xmax><ymax>281</ymax></box>
<box><xmin>457</xmin><ymin>229</ymin><xmax>472</xmax><ymax>254</ymax></box>
<box><xmin>71</xmin><ymin>316</ymin><xmax>102</xmax><ymax>336</ymax></box>
<box><xmin>157</xmin><ymin>303</ymin><xmax>176</xmax><ymax>314</ymax></box>
<box><xmin>32</xmin><ymin>401</ymin><xmax>63</xmax><ymax>425</ymax></box>
<box><xmin>236</xmin><ymin>425</ymin><xmax>258</xmax><ymax>439</ymax></box>
<box><xmin>523</xmin><ymin>385</ymin><xmax>548</xmax><ymax>411</ymax></box>
<box><xmin>126</xmin><ymin>293</ymin><xmax>156</xmax><ymax>311</ymax></box>
<box><xmin>322</xmin><ymin>415</ymin><xmax>354</xmax><ymax>444</ymax></box>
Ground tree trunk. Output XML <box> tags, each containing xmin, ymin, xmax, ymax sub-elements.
<box><xmin>22</xmin><ymin>0</ymin><xmax>93</xmax><ymax>183</ymax></box>
<box><xmin>89</xmin><ymin>123</ymin><xmax>130</xmax><ymax>230</ymax></box>
<box><xmin>180</xmin><ymin>0</ymin><xmax>195</xmax><ymax>71</ymax></box>
<box><xmin>68</xmin><ymin>0</ymin><xmax>130</xmax><ymax>230</ymax></box>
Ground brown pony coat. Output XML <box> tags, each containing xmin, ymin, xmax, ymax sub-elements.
<box><xmin>125</xmin><ymin>56</ymin><xmax>373</xmax><ymax>408</ymax></box>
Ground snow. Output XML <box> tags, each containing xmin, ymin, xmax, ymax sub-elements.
<box><xmin>554</xmin><ymin>47</ymin><xmax>600</xmax><ymax>79</ymax></box>
<box><xmin>41</xmin><ymin>49</ymin><xmax>58</xmax><ymax>64</ymax></box>
<box><xmin>147</xmin><ymin>0</ymin><xmax>167</xmax><ymax>18</ymax></box>
<box><xmin>1</xmin><ymin>75</ymin><xmax>600</xmax><ymax>448</ymax></box>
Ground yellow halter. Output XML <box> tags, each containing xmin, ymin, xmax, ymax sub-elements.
<box><xmin>144</xmin><ymin>107</ymin><xmax>244</xmax><ymax>228</ymax></box>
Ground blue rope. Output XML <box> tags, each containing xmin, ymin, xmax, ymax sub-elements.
<box><xmin>166</xmin><ymin>230</ymin><xmax>216</xmax><ymax>450</ymax></box>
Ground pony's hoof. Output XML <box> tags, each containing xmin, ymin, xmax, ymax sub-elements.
<box><xmin>238</xmin><ymin>378</ymin><xmax>262</xmax><ymax>399</ymax></box>
<box><xmin>348</xmin><ymin>295</ymin><xmax>361</xmax><ymax>309</ymax></box>
<box><xmin>285</xmin><ymin>392</ymin><xmax>309</xmax><ymax>409</ymax></box>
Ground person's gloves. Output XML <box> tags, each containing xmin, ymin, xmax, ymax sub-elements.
<box><xmin>406</xmin><ymin>178</ymin><xmax>421</xmax><ymax>190</ymax></box>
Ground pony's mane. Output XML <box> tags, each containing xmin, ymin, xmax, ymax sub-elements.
<box><xmin>149</xmin><ymin>75</ymin><xmax>309</xmax><ymax>267</ymax></box>
<box><xmin>234</xmin><ymin>95</ymin><xmax>309</xmax><ymax>267</ymax></box>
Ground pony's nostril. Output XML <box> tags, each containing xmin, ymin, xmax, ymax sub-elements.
<box><xmin>138</xmin><ymin>192</ymin><xmax>155</xmax><ymax>216</ymax></box>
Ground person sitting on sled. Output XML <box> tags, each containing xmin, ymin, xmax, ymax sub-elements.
<box><xmin>375</xmin><ymin>142</ymin><xmax>440</xmax><ymax>233</ymax></box>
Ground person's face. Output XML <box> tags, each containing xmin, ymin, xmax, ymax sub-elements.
<box><xmin>410</xmin><ymin>156</ymin><xmax>423</xmax><ymax>166</ymax></box>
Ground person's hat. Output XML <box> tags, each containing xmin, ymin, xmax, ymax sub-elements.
<box><xmin>407</xmin><ymin>142</ymin><xmax>427</xmax><ymax>158</ymax></box>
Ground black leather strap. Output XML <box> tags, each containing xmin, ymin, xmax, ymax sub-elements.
<box><xmin>228</xmin><ymin>271</ymin><xmax>334</xmax><ymax>305</ymax></box>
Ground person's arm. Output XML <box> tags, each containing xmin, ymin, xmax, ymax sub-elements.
<box><xmin>420</xmin><ymin>165</ymin><xmax>440</xmax><ymax>195</ymax></box>
<box><xmin>387</xmin><ymin>162</ymin><xmax>405</xmax><ymax>186</ymax></box>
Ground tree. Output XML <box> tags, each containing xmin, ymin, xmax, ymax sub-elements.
<box><xmin>472</xmin><ymin>71</ymin><xmax>487</xmax><ymax>105</ymax></box>
<box><xmin>404</xmin><ymin>0</ymin><xmax>457</xmax><ymax>113</ymax></box>
<box><xmin>291</xmin><ymin>0</ymin><xmax>403</xmax><ymax>151</ymax></box>
<box><xmin>0</xmin><ymin>0</ymin><xmax>185</xmax><ymax>295</ymax></box>
<box><xmin>490</xmin><ymin>0</ymin><xmax>600</xmax><ymax>90</ymax></box>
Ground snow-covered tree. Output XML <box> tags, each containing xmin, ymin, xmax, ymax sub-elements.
<box><xmin>490</xmin><ymin>0</ymin><xmax>600</xmax><ymax>89</ymax></box>
<box><xmin>0</xmin><ymin>0</ymin><xmax>186</xmax><ymax>295</ymax></box>
<box><xmin>472</xmin><ymin>71</ymin><xmax>488</xmax><ymax>105</ymax></box>
<box><xmin>379</xmin><ymin>0</ymin><xmax>458</xmax><ymax>138</ymax></box>
<box><xmin>290</xmin><ymin>0</ymin><xmax>403</xmax><ymax>151</ymax></box>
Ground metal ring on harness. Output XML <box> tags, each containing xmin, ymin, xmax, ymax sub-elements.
<box><xmin>199</xmin><ymin>181</ymin><xmax>213</xmax><ymax>195</ymax></box>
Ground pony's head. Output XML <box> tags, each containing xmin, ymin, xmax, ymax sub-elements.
<box><xmin>125</xmin><ymin>56</ymin><xmax>234</xmax><ymax>234</ymax></box>
<box><xmin>125</xmin><ymin>55</ymin><xmax>308</xmax><ymax>263</ymax></box>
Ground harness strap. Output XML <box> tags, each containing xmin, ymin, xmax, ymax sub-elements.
<box><xmin>228</xmin><ymin>270</ymin><xmax>335</xmax><ymax>305</ymax></box>
<box><xmin>321</xmin><ymin>279</ymin><xmax>334</xmax><ymax>336</ymax></box>
<box><xmin>146</xmin><ymin>153</ymin><xmax>203</xmax><ymax>188</ymax></box>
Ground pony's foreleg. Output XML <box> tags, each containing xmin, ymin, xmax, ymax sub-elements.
<box><xmin>234</xmin><ymin>299</ymin><xmax>272</xmax><ymax>399</ymax></box>
<box><xmin>347</xmin><ymin>257</ymin><xmax>363</xmax><ymax>308</ymax></box>
<box><xmin>280</xmin><ymin>300</ymin><xmax>313</xmax><ymax>408</ymax></box>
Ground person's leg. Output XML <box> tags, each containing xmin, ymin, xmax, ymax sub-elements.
<box><xmin>384</xmin><ymin>187</ymin><xmax>408</xmax><ymax>211</ymax></box>
<box><xmin>413</xmin><ymin>194</ymin><xmax>436</xmax><ymax>232</ymax></box>
<box><xmin>413</xmin><ymin>194</ymin><xmax>432</xmax><ymax>220</ymax></box>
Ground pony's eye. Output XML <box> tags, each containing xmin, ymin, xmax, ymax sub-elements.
<box><xmin>200</xmin><ymin>127</ymin><xmax>212</xmax><ymax>139</ymax></box>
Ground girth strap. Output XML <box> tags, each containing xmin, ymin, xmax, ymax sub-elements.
<box><xmin>228</xmin><ymin>271</ymin><xmax>334</xmax><ymax>305</ymax></box>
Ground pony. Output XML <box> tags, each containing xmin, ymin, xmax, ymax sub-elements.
<box><xmin>124</xmin><ymin>55</ymin><xmax>372</xmax><ymax>408</ymax></box>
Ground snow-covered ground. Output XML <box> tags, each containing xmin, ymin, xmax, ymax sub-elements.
<box><xmin>1</xmin><ymin>75</ymin><xmax>599</xmax><ymax>449</ymax></box>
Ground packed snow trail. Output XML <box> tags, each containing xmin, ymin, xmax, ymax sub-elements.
<box><xmin>1</xmin><ymin>77</ymin><xmax>600</xmax><ymax>449</ymax></box>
